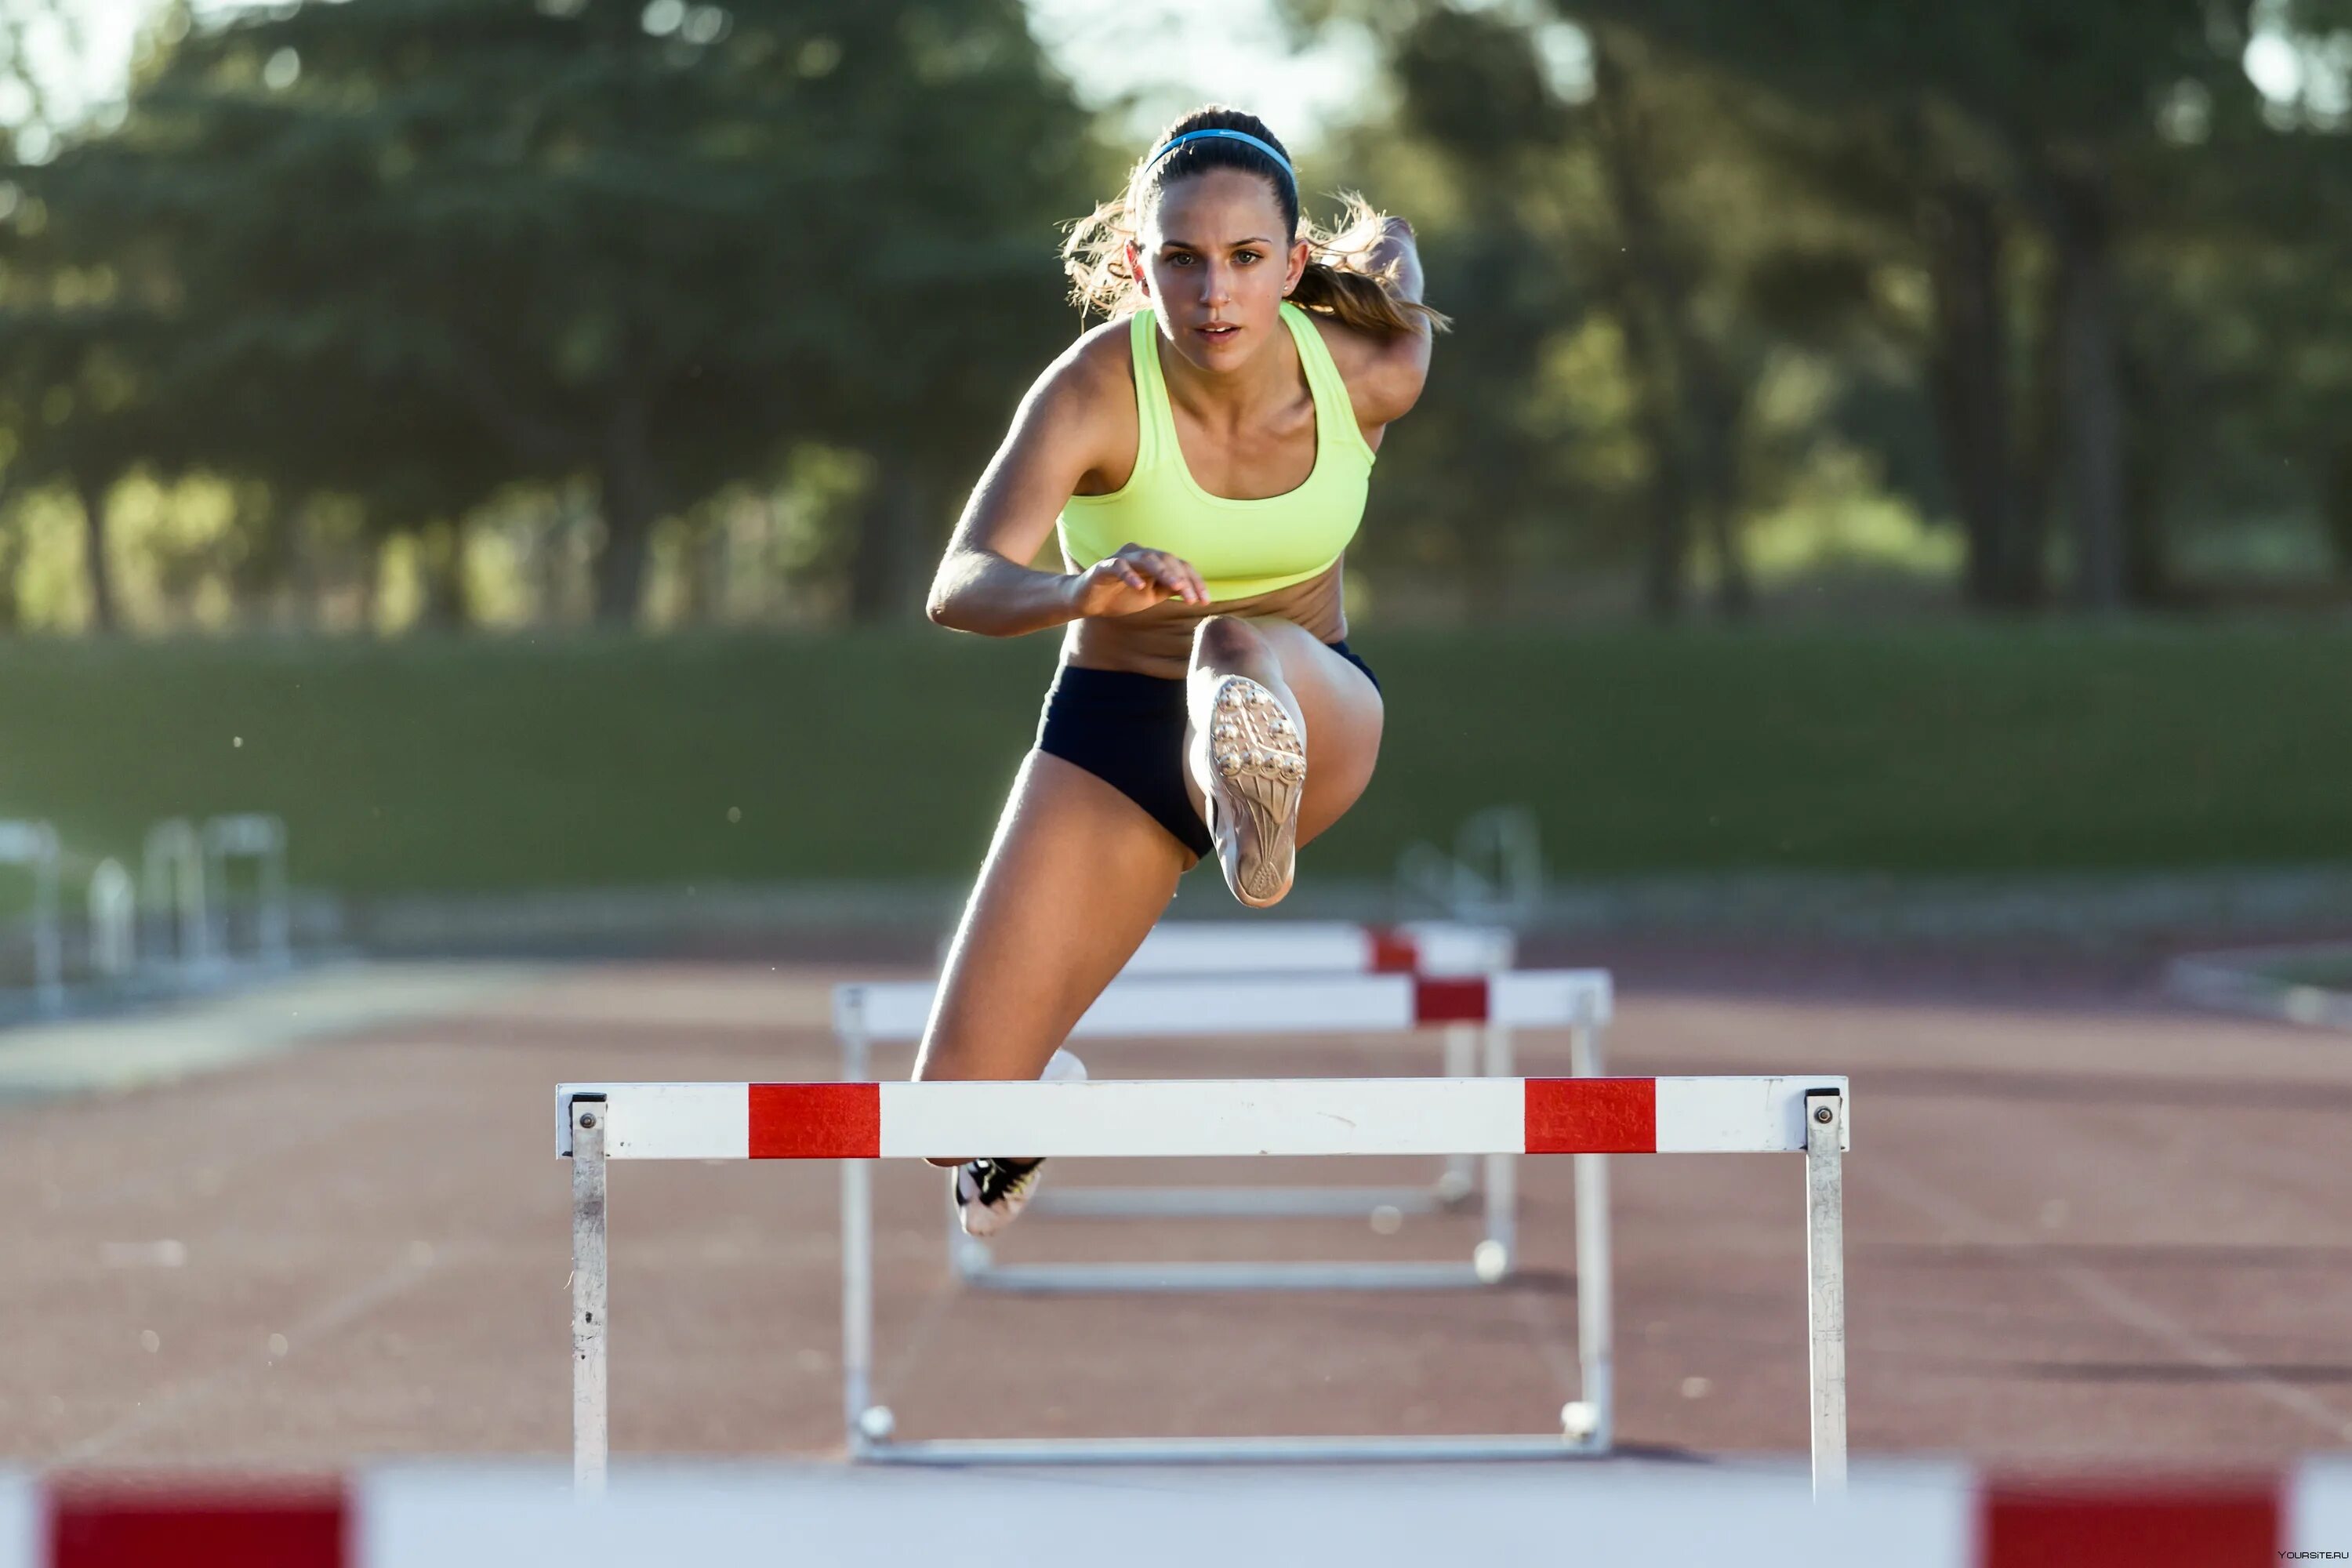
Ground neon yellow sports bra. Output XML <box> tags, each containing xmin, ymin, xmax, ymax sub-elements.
<box><xmin>1058</xmin><ymin>303</ymin><xmax>1375</xmax><ymax>601</ymax></box>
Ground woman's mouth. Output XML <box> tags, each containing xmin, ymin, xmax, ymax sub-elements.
<box><xmin>1196</xmin><ymin>322</ymin><xmax>1240</xmax><ymax>344</ymax></box>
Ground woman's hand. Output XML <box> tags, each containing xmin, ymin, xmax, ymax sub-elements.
<box><xmin>1067</xmin><ymin>543</ymin><xmax>1208</xmax><ymax>618</ymax></box>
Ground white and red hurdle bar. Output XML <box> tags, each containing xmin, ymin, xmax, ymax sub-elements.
<box><xmin>13</xmin><ymin>1462</ymin><xmax>2346</xmax><ymax>1565</ymax></box>
<box><xmin>555</xmin><ymin>1065</ymin><xmax>1851</xmax><ymax>1489</ymax></box>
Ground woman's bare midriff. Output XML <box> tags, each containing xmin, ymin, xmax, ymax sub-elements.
<box><xmin>1058</xmin><ymin>560</ymin><xmax>1348</xmax><ymax>681</ymax></box>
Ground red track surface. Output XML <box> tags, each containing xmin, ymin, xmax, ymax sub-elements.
<box><xmin>2</xmin><ymin>959</ymin><xmax>2347</xmax><ymax>1468</ymax></box>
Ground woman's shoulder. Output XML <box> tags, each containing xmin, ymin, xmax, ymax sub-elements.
<box><xmin>1029</xmin><ymin>313</ymin><xmax>1140</xmax><ymax>416</ymax></box>
<box><xmin>1017</xmin><ymin>314</ymin><xmax>1143</xmax><ymax>496</ymax></box>
<box><xmin>1300</xmin><ymin>305</ymin><xmax>1428</xmax><ymax>431</ymax></box>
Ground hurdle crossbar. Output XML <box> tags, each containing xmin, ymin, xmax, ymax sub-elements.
<box><xmin>557</xmin><ymin>1073</ymin><xmax>1849</xmax><ymax>1490</ymax></box>
<box><xmin>835</xmin><ymin>964</ymin><xmax>1610</xmax><ymax>1288</ymax></box>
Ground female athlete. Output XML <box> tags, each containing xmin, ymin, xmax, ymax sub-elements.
<box><xmin>916</xmin><ymin>106</ymin><xmax>1443</xmax><ymax>1235</ymax></box>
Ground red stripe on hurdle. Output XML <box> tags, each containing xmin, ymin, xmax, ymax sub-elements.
<box><xmin>1412</xmin><ymin>975</ymin><xmax>1488</xmax><ymax>1022</ymax></box>
<box><xmin>49</xmin><ymin>1480</ymin><xmax>347</xmax><ymax>1568</ymax></box>
<box><xmin>1524</xmin><ymin>1078</ymin><xmax>1656</xmax><ymax>1153</ymax></box>
<box><xmin>1367</xmin><ymin>927</ymin><xmax>1421</xmax><ymax>974</ymax></box>
<box><xmin>750</xmin><ymin>1083</ymin><xmax>880</xmax><ymax>1158</ymax></box>
<box><xmin>1977</xmin><ymin>1479</ymin><xmax>2280</xmax><ymax>1568</ymax></box>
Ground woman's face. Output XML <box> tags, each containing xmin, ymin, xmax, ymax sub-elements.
<box><xmin>1129</xmin><ymin>168</ymin><xmax>1311</xmax><ymax>372</ymax></box>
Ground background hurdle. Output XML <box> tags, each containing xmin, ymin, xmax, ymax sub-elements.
<box><xmin>0</xmin><ymin>820</ymin><xmax>63</xmax><ymax>1016</ymax></box>
<box><xmin>557</xmin><ymin>1069</ymin><xmax>1849</xmax><ymax>1488</ymax></box>
<box><xmin>860</xmin><ymin>926</ymin><xmax>1613</xmax><ymax>1297</ymax></box>
<box><xmin>834</xmin><ymin>967</ymin><xmax>1613</xmax><ymax>1298</ymax></box>
<box><xmin>977</xmin><ymin>922</ymin><xmax>1525</xmax><ymax>1229</ymax></box>
<box><xmin>1049</xmin><ymin>920</ymin><xmax>1516</xmax><ymax>1219</ymax></box>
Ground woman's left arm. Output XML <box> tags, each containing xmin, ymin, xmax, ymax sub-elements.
<box><xmin>1334</xmin><ymin>216</ymin><xmax>1434</xmax><ymax>434</ymax></box>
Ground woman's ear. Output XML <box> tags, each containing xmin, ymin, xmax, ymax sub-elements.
<box><xmin>1125</xmin><ymin>238</ymin><xmax>1151</xmax><ymax>299</ymax></box>
<box><xmin>1283</xmin><ymin>237</ymin><xmax>1311</xmax><ymax>296</ymax></box>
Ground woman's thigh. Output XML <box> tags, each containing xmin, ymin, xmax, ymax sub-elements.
<box><xmin>1187</xmin><ymin>619</ymin><xmax>1385</xmax><ymax>848</ymax></box>
<box><xmin>915</xmin><ymin>750</ymin><xmax>1188</xmax><ymax>1083</ymax></box>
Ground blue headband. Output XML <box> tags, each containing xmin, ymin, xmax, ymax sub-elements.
<box><xmin>1142</xmin><ymin>129</ymin><xmax>1295</xmax><ymax>183</ymax></box>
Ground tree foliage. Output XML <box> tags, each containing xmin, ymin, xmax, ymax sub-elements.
<box><xmin>3</xmin><ymin>0</ymin><xmax>1094</xmax><ymax>625</ymax></box>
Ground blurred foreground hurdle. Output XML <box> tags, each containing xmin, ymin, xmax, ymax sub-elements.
<box><xmin>556</xmin><ymin>1069</ymin><xmax>1851</xmax><ymax>1492</ymax></box>
<box><xmin>14</xmin><ymin>1461</ymin><xmax>2334</xmax><ymax>1565</ymax></box>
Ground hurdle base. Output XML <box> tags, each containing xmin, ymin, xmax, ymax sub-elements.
<box><xmin>1026</xmin><ymin>1181</ymin><xmax>1475</xmax><ymax>1221</ymax></box>
<box><xmin>959</xmin><ymin>1258</ymin><xmax>1504</xmax><ymax>1294</ymax></box>
<box><xmin>851</xmin><ymin>1431</ymin><xmax>1607</xmax><ymax>1466</ymax></box>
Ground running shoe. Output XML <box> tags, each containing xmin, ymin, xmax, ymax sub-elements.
<box><xmin>953</xmin><ymin>1048</ymin><xmax>1086</xmax><ymax>1239</ymax></box>
<box><xmin>1201</xmin><ymin>675</ymin><xmax>1307</xmax><ymax>908</ymax></box>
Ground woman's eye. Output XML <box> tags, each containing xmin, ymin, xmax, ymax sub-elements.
<box><xmin>1236</xmin><ymin>252</ymin><xmax>1261</xmax><ymax>264</ymax></box>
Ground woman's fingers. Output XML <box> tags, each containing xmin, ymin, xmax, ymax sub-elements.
<box><xmin>1138</xmin><ymin>547</ymin><xmax>1207</xmax><ymax>604</ymax></box>
<box><xmin>1102</xmin><ymin>546</ymin><xmax>1207</xmax><ymax>605</ymax></box>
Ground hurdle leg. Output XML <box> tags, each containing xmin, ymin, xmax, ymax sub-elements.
<box><xmin>1438</xmin><ymin>1024</ymin><xmax>1478</xmax><ymax>1204</ymax></box>
<box><xmin>1804</xmin><ymin>1088</ymin><xmax>1847</xmax><ymax>1495</ymax></box>
<box><xmin>837</xmin><ymin>1017</ymin><xmax>888</xmax><ymax>1452</ymax></box>
<box><xmin>1568</xmin><ymin>1019</ymin><xmax>1613</xmax><ymax>1449</ymax></box>
<box><xmin>1479</xmin><ymin>1024</ymin><xmax>1516</xmax><ymax>1277</ymax></box>
<box><xmin>570</xmin><ymin>1094</ymin><xmax>608</xmax><ymax>1494</ymax></box>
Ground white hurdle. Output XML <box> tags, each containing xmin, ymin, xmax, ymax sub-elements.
<box><xmin>555</xmin><ymin>1072</ymin><xmax>1850</xmax><ymax>1489</ymax></box>
<box><xmin>836</xmin><ymin>964</ymin><xmax>1610</xmax><ymax>1293</ymax></box>
<box><xmin>0</xmin><ymin>820</ymin><xmax>64</xmax><ymax>1014</ymax></box>
<box><xmin>201</xmin><ymin>812</ymin><xmax>291</xmax><ymax>968</ymax></box>
<box><xmin>993</xmin><ymin>922</ymin><xmax>1519</xmax><ymax>1229</ymax></box>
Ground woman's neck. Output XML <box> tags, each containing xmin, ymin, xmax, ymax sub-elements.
<box><xmin>1154</xmin><ymin>312</ymin><xmax>1305</xmax><ymax>428</ymax></box>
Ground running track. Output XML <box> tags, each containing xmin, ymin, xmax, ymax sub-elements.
<box><xmin>1</xmin><ymin>956</ymin><xmax>2346</xmax><ymax>1468</ymax></box>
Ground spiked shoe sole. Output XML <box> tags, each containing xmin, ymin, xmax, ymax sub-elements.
<box><xmin>1202</xmin><ymin>676</ymin><xmax>1306</xmax><ymax>908</ymax></box>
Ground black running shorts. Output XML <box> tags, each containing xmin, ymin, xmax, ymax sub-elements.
<box><xmin>1034</xmin><ymin>641</ymin><xmax>1379</xmax><ymax>861</ymax></box>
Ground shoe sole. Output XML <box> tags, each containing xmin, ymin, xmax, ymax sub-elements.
<box><xmin>1202</xmin><ymin>676</ymin><xmax>1305</xmax><ymax>909</ymax></box>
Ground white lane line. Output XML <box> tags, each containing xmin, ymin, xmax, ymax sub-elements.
<box><xmin>1871</xmin><ymin>1159</ymin><xmax>2352</xmax><ymax>1443</ymax></box>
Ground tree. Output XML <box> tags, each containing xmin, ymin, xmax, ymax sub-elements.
<box><xmin>13</xmin><ymin>0</ymin><xmax>1094</xmax><ymax>626</ymax></box>
<box><xmin>1559</xmin><ymin>0</ymin><xmax>2267</xmax><ymax>610</ymax></box>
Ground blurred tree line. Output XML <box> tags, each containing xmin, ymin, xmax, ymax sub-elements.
<box><xmin>0</xmin><ymin>0</ymin><xmax>2349</xmax><ymax>633</ymax></box>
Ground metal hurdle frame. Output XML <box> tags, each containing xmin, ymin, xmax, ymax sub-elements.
<box><xmin>142</xmin><ymin>818</ymin><xmax>208</xmax><ymax>974</ymax></box>
<box><xmin>0</xmin><ymin>820</ymin><xmax>64</xmax><ymax>1014</ymax></box>
<box><xmin>201</xmin><ymin>812</ymin><xmax>291</xmax><ymax>969</ymax></box>
<box><xmin>837</xmin><ymin>963</ymin><xmax>1613</xmax><ymax>1300</ymax></box>
<box><xmin>557</xmin><ymin>1070</ymin><xmax>1849</xmax><ymax>1491</ymax></box>
<box><xmin>838</xmin><ymin>971</ymin><xmax>1616</xmax><ymax>1444</ymax></box>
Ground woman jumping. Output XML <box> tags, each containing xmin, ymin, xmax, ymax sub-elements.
<box><xmin>916</xmin><ymin>106</ymin><xmax>1443</xmax><ymax>1236</ymax></box>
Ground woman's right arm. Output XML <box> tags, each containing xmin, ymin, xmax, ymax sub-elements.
<box><xmin>926</xmin><ymin>343</ymin><xmax>1205</xmax><ymax>637</ymax></box>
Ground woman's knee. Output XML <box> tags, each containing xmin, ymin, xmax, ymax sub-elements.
<box><xmin>1190</xmin><ymin>613</ymin><xmax>1268</xmax><ymax>667</ymax></box>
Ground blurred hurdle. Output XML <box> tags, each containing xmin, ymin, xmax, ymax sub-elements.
<box><xmin>17</xmin><ymin>1457</ymin><xmax>2339</xmax><ymax>1564</ymax></box>
<box><xmin>0</xmin><ymin>820</ymin><xmax>63</xmax><ymax>1014</ymax></box>
<box><xmin>142</xmin><ymin>818</ymin><xmax>209</xmax><ymax>974</ymax></box>
<box><xmin>203</xmin><ymin>812</ymin><xmax>292</xmax><ymax>970</ymax></box>
<box><xmin>556</xmin><ymin>1070</ymin><xmax>1849</xmax><ymax>1489</ymax></box>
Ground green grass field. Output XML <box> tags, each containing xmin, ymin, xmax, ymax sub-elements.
<box><xmin>0</xmin><ymin>622</ymin><xmax>2347</xmax><ymax>897</ymax></box>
